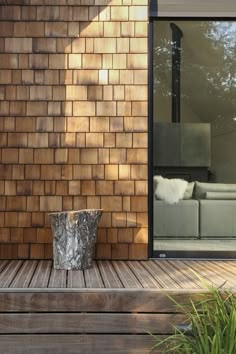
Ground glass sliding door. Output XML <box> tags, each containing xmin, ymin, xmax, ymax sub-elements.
<box><xmin>152</xmin><ymin>20</ymin><xmax>236</xmax><ymax>258</ymax></box>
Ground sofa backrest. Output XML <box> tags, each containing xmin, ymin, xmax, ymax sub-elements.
<box><xmin>194</xmin><ymin>182</ymin><xmax>236</xmax><ymax>199</ymax></box>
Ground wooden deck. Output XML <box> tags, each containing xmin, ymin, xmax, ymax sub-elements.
<box><xmin>0</xmin><ymin>259</ymin><xmax>236</xmax><ymax>353</ymax></box>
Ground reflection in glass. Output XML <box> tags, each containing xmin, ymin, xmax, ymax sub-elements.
<box><xmin>153</xmin><ymin>21</ymin><xmax>236</xmax><ymax>256</ymax></box>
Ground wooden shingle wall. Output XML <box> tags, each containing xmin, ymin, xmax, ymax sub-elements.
<box><xmin>0</xmin><ymin>0</ymin><xmax>149</xmax><ymax>260</ymax></box>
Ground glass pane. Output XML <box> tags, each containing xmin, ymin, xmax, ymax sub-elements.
<box><xmin>153</xmin><ymin>20</ymin><xmax>236</xmax><ymax>257</ymax></box>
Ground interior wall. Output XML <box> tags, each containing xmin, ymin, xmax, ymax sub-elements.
<box><xmin>211</xmin><ymin>122</ymin><xmax>236</xmax><ymax>182</ymax></box>
<box><xmin>0</xmin><ymin>1</ymin><xmax>149</xmax><ymax>260</ymax></box>
<box><xmin>153</xmin><ymin>20</ymin><xmax>236</xmax><ymax>185</ymax></box>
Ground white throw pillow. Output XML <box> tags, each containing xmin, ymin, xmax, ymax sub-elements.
<box><xmin>154</xmin><ymin>175</ymin><xmax>188</xmax><ymax>204</ymax></box>
<box><xmin>184</xmin><ymin>181</ymin><xmax>195</xmax><ymax>199</ymax></box>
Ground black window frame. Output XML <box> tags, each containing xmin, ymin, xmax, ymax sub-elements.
<box><xmin>148</xmin><ymin>15</ymin><xmax>236</xmax><ymax>260</ymax></box>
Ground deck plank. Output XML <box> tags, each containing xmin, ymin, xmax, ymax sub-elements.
<box><xmin>167</xmin><ymin>260</ymin><xmax>202</xmax><ymax>289</ymax></box>
<box><xmin>218</xmin><ymin>261</ymin><xmax>236</xmax><ymax>282</ymax></box>
<box><xmin>0</xmin><ymin>313</ymin><xmax>186</xmax><ymax>334</ymax></box>
<box><xmin>84</xmin><ymin>261</ymin><xmax>104</xmax><ymax>288</ymax></box>
<box><xmin>0</xmin><ymin>290</ymin><xmax>205</xmax><ymax>313</ymax></box>
<box><xmin>0</xmin><ymin>334</ymin><xmax>157</xmax><ymax>354</ymax></box>
<box><xmin>10</xmin><ymin>261</ymin><xmax>38</xmax><ymax>288</ymax></box>
<box><xmin>48</xmin><ymin>268</ymin><xmax>67</xmax><ymax>288</ymax></box>
<box><xmin>0</xmin><ymin>260</ymin><xmax>23</xmax><ymax>288</ymax></box>
<box><xmin>0</xmin><ymin>260</ymin><xmax>236</xmax><ymax>291</ymax></box>
<box><xmin>29</xmin><ymin>261</ymin><xmax>52</xmax><ymax>288</ymax></box>
<box><xmin>112</xmin><ymin>261</ymin><xmax>143</xmax><ymax>288</ymax></box>
<box><xmin>157</xmin><ymin>260</ymin><xmax>197</xmax><ymax>289</ymax></box>
<box><xmin>142</xmin><ymin>260</ymin><xmax>181</xmax><ymax>289</ymax></box>
<box><xmin>222</xmin><ymin>261</ymin><xmax>236</xmax><ymax>288</ymax></box>
<box><xmin>127</xmin><ymin>261</ymin><xmax>161</xmax><ymax>288</ymax></box>
<box><xmin>0</xmin><ymin>260</ymin><xmax>9</xmax><ymax>274</ymax></box>
<box><xmin>67</xmin><ymin>269</ymin><xmax>85</xmax><ymax>288</ymax></box>
<box><xmin>201</xmin><ymin>261</ymin><xmax>236</xmax><ymax>289</ymax></box>
<box><xmin>198</xmin><ymin>260</ymin><xmax>236</xmax><ymax>287</ymax></box>
<box><xmin>97</xmin><ymin>260</ymin><xmax>123</xmax><ymax>288</ymax></box>
<box><xmin>183</xmin><ymin>260</ymin><xmax>232</xmax><ymax>288</ymax></box>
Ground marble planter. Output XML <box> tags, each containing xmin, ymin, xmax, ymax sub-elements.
<box><xmin>48</xmin><ymin>209</ymin><xmax>103</xmax><ymax>270</ymax></box>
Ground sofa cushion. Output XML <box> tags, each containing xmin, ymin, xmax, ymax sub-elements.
<box><xmin>194</xmin><ymin>182</ymin><xmax>236</xmax><ymax>199</ymax></box>
<box><xmin>205</xmin><ymin>191</ymin><xmax>236</xmax><ymax>200</ymax></box>
<box><xmin>154</xmin><ymin>200</ymin><xmax>199</xmax><ymax>238</ymax></box>
<box><xmin>200</xmin><ymin>200</ymin><xmax>236</xmax><ymax>237</ymax></box>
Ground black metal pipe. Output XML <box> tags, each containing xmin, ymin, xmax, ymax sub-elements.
<box><xmin>170</xmin><ymin>23</ymin><xmax>183</xmax><ymax>123</ymax></box>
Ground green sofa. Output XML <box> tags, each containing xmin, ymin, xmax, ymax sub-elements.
<box><xmin>154</xmin><ymin>181</ymin><xmax>236</xmax><ymax>239</ymax></box>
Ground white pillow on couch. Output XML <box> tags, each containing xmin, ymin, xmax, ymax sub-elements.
<box><xmin>184</xmin><ymin>181</ymin><xmax>195</xmax><ymax>199</ymax></box>
<box><xmin>153</xmin><ymin>175</ymin><xmax>188</xmax><ymax>204</ymax></box>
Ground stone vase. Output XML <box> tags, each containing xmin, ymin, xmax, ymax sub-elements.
<box><xmin>48</xmin><ymin>209</ymin><xmax>103</xmax><ymax>270</ymax></box>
